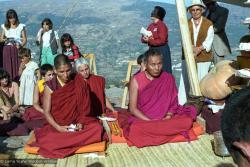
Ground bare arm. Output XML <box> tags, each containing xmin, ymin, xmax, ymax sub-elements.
<box><xmin>129</xmin><ymin>77</ymin><xmax>150</xmax><ymax>121</ymax></box>
<box><xmin>32</xmin><ymin>84</ymin><xmax>43</xmax><ymax>113</ymax></box>
<box><xmin>21</xmin><ymin>28</ymin><xmax>27</xmax><ymax>47</ymax></box>
<box><xmin>0</xmin><ymin>28</ymin><xmax>6</xmax><ymax>42</ymax></box>
<box><xmin>43</xmin><ymin>86</ymin><xmax>69</xmax><ymax>132</ymax></box>
<box><xmin>105</xmin><ymin>97</ymin><xmax>116</xmax><ymax>112</ymax></box>
<box><xmin>18</xmin><ymin>62</ymin><xmax>26</xmax><ymax>76</ymax></box>
<box><xmin>12</xmin><ymin>82</ymin><xmax>19</xmax><ymax>112</ymax></box>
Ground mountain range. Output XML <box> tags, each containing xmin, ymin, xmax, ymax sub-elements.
<box><xmin>0</xmin><ymin>0</ymin><xmax>249</xmax><ymax>86</ymax></box>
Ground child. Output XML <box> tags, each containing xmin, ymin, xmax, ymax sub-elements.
<box><xmin>137</xmin><ymin>54</ymin><xmax>146</xmax><ymax>72</ymax></box>
<box><xmin>7</xmin><ymin>64</ymin><xmax>54</xmax><ymax>136</ymax></box>
<box><xmin>23</xmin><ymin>63</ymin><xmax>54</xmax><ymax>120</ymax></box>
<box><xmin>60</xmin><ymin>33</ymin><xmax>81</xmax><ymax>61</ymax></box>
<box><xmin>36</xmin><ymin>18</ymin><xmax>59</xmax><ymax>66</ymax></box>
<box><xmin>18</xmin><ymin>48</ymin><xmax>39</xmax><ymax>106</ymax></box>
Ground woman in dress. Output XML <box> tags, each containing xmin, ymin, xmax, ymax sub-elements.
<box><xmin>141</xmin><ymin>6</ymin><xmax>171</xmax><ymax>73</ymax></box>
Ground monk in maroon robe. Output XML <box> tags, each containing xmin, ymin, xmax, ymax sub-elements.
<box><xmin>119</xmin><ymin>49</ymin><xmax>197</xmax><ymax>147</ymax></box>
<box><xmin>75</xmin><ymin>57</ymin><xmax>116</xmax><ymax>117</ymax></box>
<box><xmin>31</xmin><ymin>55</ymin><xmax>105</xmax><ymax>158</ymax></box>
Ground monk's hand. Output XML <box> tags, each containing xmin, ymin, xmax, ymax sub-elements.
<box><xmin>56</xmin><ymin>125</ymin><xmax>70</xmax><ymax>132</ymax></box>
<box><xmin>164</xmin><ymin>113</ymin><xmax>173</xmax><ymax>120</ymax></box>
<box><xmin>143</xmin><ymin>36</ymin><xmax>149</xmax><ymax>42</ymax></box>
<box><xmin>76</xmin><ymin>123</ymin><xmax>83</xmax><ymax>131</ymax></box>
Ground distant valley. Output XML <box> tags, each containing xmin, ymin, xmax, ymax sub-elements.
<box><xmin>0</xmin><ymin>0</ymin><xmax>249</xmax><ymax>86</ymax></box>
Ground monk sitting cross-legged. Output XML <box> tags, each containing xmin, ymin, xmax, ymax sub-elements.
<box><xmin>118</xmin><ymin>49</ymin><xmax>198</xmax><ymax>147</ymax></box>
<box><xmin>75</xmin><ymin>57</ymin><xmax>116</xmax><ymax>117</ymax></box>
<box><xmin>30</xmin><ymin>54</ymin><xmax>105</xmax><ymax>158</ymax></box>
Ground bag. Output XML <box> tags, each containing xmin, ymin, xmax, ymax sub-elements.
<box><xmin>4</xmin><ymin>38</ymin><xmax>16</xmax><ymax>46</ymax></box>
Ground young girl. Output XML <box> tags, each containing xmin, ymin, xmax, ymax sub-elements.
<box><xmin>60</xmin><ymin>33</ymin><xmax>81</xmax><ymax>61</ymax></box>
<box><xmin>18</xmin><ymin>48</ymin><xmax>39</xmax><ymax>106</ymax></box>
<box><xmin>36</xmin><ymin>18</ymin><xmax>59</xmax><ymax>66</ymax></box>
<box><xmin>0</xmin><ymin>69</ymin><xmax>19</xmax><ymax>120</ymax></box>
<box><xmin>1</xmin><ymin>9</ymin><xmax>27</xmax><ymax>80</ymax></box>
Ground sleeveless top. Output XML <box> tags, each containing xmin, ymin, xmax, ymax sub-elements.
<box><xmin>1</xmin><ymin>23</ymin><xmax>25</xmax><ymax>44</ymax></box>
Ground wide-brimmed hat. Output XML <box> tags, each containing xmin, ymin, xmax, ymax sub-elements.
<box><xmin>187</xmin><ymin>1</ymin><xmax>206</xmax><ymax>11</ymax></box>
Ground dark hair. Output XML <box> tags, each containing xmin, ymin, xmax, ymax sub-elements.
<box><xmin>0</xmin><ymin>68</ymin><xmax>11</xmax><ymax>86</ymax></box>
<box><xmin>4</xmin><ymin>9</ymin><xmax>20</xmax><ymax>29</ymax></box>
<box><xmin>221</xmin><ymin>87</ymin><xmax>250</xmax><ymax>164</ymax></box>
<box><xmin>151</xmin><ymin>6</ymin><xmax>166</xmax><ymax>21</ymax></box>
<box><xmin>60</xmin><ymin>33</ymin><xmax>74</xmax><ymax>52</ymax></box>
<box><xmin>144</xmin><ymin>48</ymin><xmax>163</xmax><ymax>63</ymax></box>
<box><xmin>54</xmin><ymin>54</ymin><xmax>71</xmax><ymax>69</ymax></box>
<box><xmin>137</xmin><ymin>54</ymin><xmax>145</xmax><ymax>65</ymax></box>
<box><xmin>18</xmin><ymin>48</ymin><xmax>31</xmax><ymax>59</ymax></box>
<box><xmin>40</xmin><ymin>64</ymin><xmax>53</xmax><ymax>77</ymax></box>
<box><xmin>41</xmin><ymin>18</ymin><xmax>53</xmax><ymax>30</ymax></box>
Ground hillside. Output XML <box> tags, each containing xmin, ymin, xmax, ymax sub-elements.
<box><xmin>0</xmin><ymin>0</ymin><xmax>249</xmax><ymax>86</ymax></box>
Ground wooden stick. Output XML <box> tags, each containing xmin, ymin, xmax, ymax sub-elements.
<box><xmin>176</xmin><ymin>0</ymin><xmax>202</xmax><ymax>96</ymax></box>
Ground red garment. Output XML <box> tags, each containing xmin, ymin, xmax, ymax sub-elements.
<box><xmin>118</xmin><ymin>72</ymin><xmax>197</xmax><ymax>147</ymax></box>
<box><xmin>23</xmin><ymin>92</ymin><xmax>44</xmax><ymax>121</ymax></box>
<box><xmin>86</xmin><ymin>75</ymin><xmax>106</xmax><ymax>117</ymax></box>
<box><xmin>31</xmin><ymin>74</ymin><xmax>104</xmax><ymax>158</ymax></box>
<box><xmin>67</xmin><ymin>44</ymin><xmax>81</xmax><ymax>60</ymax></box>
<box><xmin>141</xmin><ymin>20</ymin><xmax>168</xmax><ymax>46</ymax></box>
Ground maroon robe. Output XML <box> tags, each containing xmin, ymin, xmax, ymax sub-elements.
<box><xmin>22</xmin><ymin>90</ymin><xmax>44</xmax><ymax>121</ymax></box>
<box><xmin>119</xmin><ymin>72</ymin><xmax>197</xmax><ymax>147</ymax></box>
<box><xmin>86</xmin><ymin>75</ymin><xmax>106</xmax><ymax>117</ymax></box>
<box><xmin>7</xmin><ymin>84</ymin><xmax>45</xmax><ymax>136</ymax></box>
<box><xmin>31</xmin><ymin>74</ymin><xmax>105</xmax><ymax>158</ymax></box>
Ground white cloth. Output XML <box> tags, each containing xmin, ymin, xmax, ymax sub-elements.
<box><xmin>19</xmin><ymin>61</ymin><xmax>39</xmax><ymax>105</ymax></box>
<box><xmin>191</xmin><ymin>17</ymin><xmax>214</xmax><ymax>52</ymax></box>
<box><xmin>1</xmin><ymin>23</ymin><xmax>25</xmax><ymax>44</ymax></box>
<box><xmin>178</xmin><ymin>61</ymin><xmax>212</xmax><ymax>105</ymax></box>
<box><xmin>41</xmin><ymin>30</ymin><xmax>59</xmax><ymax>47</ymax></box>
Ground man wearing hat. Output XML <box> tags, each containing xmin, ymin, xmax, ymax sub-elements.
<box><xmin>141</xmin><ymin>6</ymin><xmax>172</xmax><ymax>73</ymax></box>
<box><xmin>178</xmin><ymin>1</ymin><xmax>214</xmax><ymax>105</ymax></box>
<box><xmin>203</xmin><ymin>0</ymin><xmax>231</xmax><ymax>64</ymax></box>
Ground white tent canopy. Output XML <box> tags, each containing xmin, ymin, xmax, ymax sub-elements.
<box><xmin>218</xmin><ymin>0</ymin><xmax>250</xmax><ymax>7</ymax></box>
<box><xmin>149</xmin><ymin>0</ymin><xmax>250</xmax><ymax>7</ymax></box>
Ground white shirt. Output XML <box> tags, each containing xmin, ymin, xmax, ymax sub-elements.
<box><xmin>19</xmin><ymin>61</ymin><xmax>39</xmax><ymax>105</ymax></box>
<box><xmin>191</xmin><ymin>17</ymin><xmax>214</xmax><ymax>52</ymax></box>
<box><xmin>41</xmin><ymin>30</ymin><xmax>59</xmax><ymax>47</ymax></box>
<box><xmin>1</xmin><ymin>23</ymin><xmax>25</xmax><ymax>44</ymax></box>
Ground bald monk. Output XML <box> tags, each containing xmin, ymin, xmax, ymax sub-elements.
<box><xmin>31</xmin><ymin>55</ymin><xmax>105</xmax><ymax>158</ymax></box>
<box><xmin>75</xmin><ymin>57</ymin><xmax>116</xmax><ymax>117</ymax></box>
<box><xmin>119</xmin><ymin>49</ymin><xmax>197</xmax><ymax>147</ymax></box>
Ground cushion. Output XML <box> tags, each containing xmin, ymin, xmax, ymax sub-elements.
<box><xmin>108</xmin><ymin>111</ymin><xmax>204</xmax><ymax>144</ymax></box>
<box><xmin>24</xmin><ymin>131</ymin><xmax>106</xmax><ymax>154</ymax></box>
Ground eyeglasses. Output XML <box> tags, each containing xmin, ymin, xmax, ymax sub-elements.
<box><xmin>191</xmin><ymin>8</ymin><xmax>202</xmax><ymax>12</ymax></box>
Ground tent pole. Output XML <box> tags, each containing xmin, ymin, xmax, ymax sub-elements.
<box><xmin>175</xmin><ymin>0</ymin><xmax>201</xmax><ymax>96</ymax></box>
